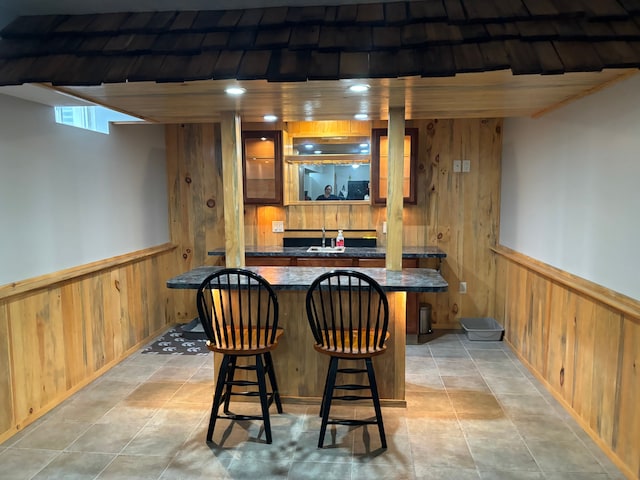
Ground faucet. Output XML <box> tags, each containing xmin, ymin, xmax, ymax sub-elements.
<box><xmin>321</xmin><ymin>226</ymin><xmax>326</xmax><ymax>248</ymax></box>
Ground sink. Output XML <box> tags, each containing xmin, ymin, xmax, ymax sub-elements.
<box><xmin>306</xmin><ymin>246</ymin><xmax>346</xmax><ymax>253</ymax></box>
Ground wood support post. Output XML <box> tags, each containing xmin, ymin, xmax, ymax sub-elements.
<box><xmin>386</xmin><ymin>107</ymin><xmax>405</xmax><ymax>271</ymax></box>
<box><xmin>220</xmin><ymin>112</ymin><xmax>245</xmax><ymax>267</ymax></box>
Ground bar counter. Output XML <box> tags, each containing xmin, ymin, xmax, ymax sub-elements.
<box><xmin>167</xmin><ymin>265</ymin><xmax>448</xmax><ymax>406</ymax></box>
<box><xmin>166</xmin><ymin>265</ymin><xmax>448</xmax><ymax>292</ymax></box>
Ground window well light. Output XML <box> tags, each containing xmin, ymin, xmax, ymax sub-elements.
<box><xmin>349</xmin><ymin>84</ymin><xmax>370</xmax><ymax>93</ymax></box>
<box><xmin>263</xmin><ymin>114</ymin><xmax>277</xmax><ymax>122</ymax></box>
<box><xmin>225</xmin><ymin>86</ymin><xmax>246</xmax><ymax>95</ymax></box>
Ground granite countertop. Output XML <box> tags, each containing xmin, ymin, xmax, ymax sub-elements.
<box><xmin>207</xmin><ymin>245</ymin><xmax>447</xmax><ymax>258</ymax></box>
<box><xmin>167</xmin><ymin>266</ymin><xmax>448</xmax><ymax>293</ymax></box>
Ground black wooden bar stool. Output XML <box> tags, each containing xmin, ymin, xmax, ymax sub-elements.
<box><xmin>305</xmin><ymin>269</ymin><xmax>390</xmax><ymax>448</ymax></box>
<box><xmin>196</xmin><ymin>268</ymin><xmax>283</xmax><ymax>444</ymax></box>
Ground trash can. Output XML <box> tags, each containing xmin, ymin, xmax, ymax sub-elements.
<box><xmin>419</xmin><ymin>303</ymin><xmax>432</xmax><ymax>335</ymax></box>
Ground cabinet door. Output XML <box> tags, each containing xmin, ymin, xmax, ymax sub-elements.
<box><xmin>296</xmin><ymin>258</ymin><xmax>355</xmax><ymax>267</ymax></box>
<box><xmin>242</xmin><ymin>131</ymin><xmax>283</xmax><ymax>204</ymax></box>
<box><xmin>370</xmin><ymin>128</ymin><xmax>418</xmax><ymax>205</ymax></box>
<box><xmin>245</xmin><ymin>256</ymin><xmax>293</xmax><ymax>266</ymax></box>
<box><xmin>357</xmin><ymin>258</ymin><xmax>418</xmax><ymax>268</ymax></box>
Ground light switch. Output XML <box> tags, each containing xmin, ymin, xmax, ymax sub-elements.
<box><xmin>453</xmin><ymin>160</ymin><xmax>462</xmax><ymax>173</ymax></box>
<box><xmin>462</xmin><ymin>160</ymin><xmax>471</xmax><ymax>173</ymax></box>
<box><xmin>272</xmin><ymin>221</ymin><xmax>284</xmax><ymax>233</ymax></box>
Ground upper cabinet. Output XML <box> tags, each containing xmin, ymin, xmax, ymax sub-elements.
<box><xmin>242</xmin><ymin>130</ymin><xmax>283</xmax><ymax>205</ymax></box>
<box><xmin>370</xmin><ymin>128</ymin><xmax>418</xmax><ymax>205</ymax></box>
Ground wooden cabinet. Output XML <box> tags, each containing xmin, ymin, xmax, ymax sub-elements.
<box><xmin>242</xmin><ymin>130</ymin><xmax>283</xmax><ymax>204</ymax></box>
<box><xmin>245</xmin><ymin>256</ymin><xmax>293</xmax><ymax>266</ymax></box>
<box><xmin>244</xmin><ymin>256</ymin><xmax>418</xmax><ymax>268</ymax></box>
<box><xmin>296</xmin><ymin>258</ymin><xmax>355</xmax><ymax>267</ymax></box>
<box><xmin>357</xmin><ymin>258</ymin><xmax>418</xmax><ymax>268</ymax></box>
<box><xmin>370</xmin><ymin>127</ymin><xmax>418</xmax><ymax>205</ymax></box>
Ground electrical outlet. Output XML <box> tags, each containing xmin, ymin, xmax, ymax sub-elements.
<box><xmin>272</xmin><ymin>220</ymin><xmax>284</xmax><ymax>233</ymax></box>
<box><xmin>382</xmin><ymin>221</ymin><xmax>387</xmax><ymax>234</ymax></box>
<box><xmin>462</xmin><ymin>160</ymin><xmax>471</xmax><ymax>173</ymax></box>
<box><xmin>459</xmin><ymin>282</ymin><xmax>467</xmax><ymax>294</ymax></box>
<box><xmin>453</xmin><ymin>160</ymin><xmax>462</xmax><ymax>173</ymax></box>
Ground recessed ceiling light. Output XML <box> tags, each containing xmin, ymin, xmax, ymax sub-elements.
<box><xmin>225</xmin><ymin>86</ymin><xmax>246</xmax><ymax>95</ymax></box>
<box><xmin>349</xmin><ymin>84</ymin><xmax>370</xmax><ymax>93</ymax></box>
<box><xmin>354</xmin><ymin>113</ymin><xmax>368</xmax><ymax>120</ymax></box>
<box><xmin>263</xmin><ymin>114</ymin><xmax>278</xmax><ymax>122</ymax></box>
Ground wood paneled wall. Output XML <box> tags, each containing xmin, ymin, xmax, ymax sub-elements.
<box><xmin>406</xmin><ymin>119</ymin><xmax>502</xmax><ymax>328</ymax></box>
<box><xmin>0</xmin><ymin>245</ymin><xmax>177</xmax><ymax>443</ymax></box>
<box><xmin>165</xmin><ymin>123</ymin><xmax>227</xmax><ymax>321</ymax></box>
<box><xmin>168</xmin><ymin>119</ymin><xmax>503</xmax><ymax>329</ymax></box>
<box><xmin>494</xmin><ymin>247</ymin><xmax>640</xmax><ymax>480</ymax></box>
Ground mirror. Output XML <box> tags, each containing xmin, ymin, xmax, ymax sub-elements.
<box><xmin>286</xmin><ymin>136</ymin><xmax>371</xmax><ymax>203</ymax></box>
<box><xmin>297</xmin><ymin>164</ymin><xmax>370</xmax><ymax>201</ymax></box>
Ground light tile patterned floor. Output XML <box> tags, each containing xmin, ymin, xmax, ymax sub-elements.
<box><xmin>0</xmin><ymin>331</ymin><xmax>626</xmax><ymax>479</ymax></box>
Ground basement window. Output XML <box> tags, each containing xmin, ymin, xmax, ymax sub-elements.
<box><xmin>54</xmin><ymin>106</ymin><xmax>143</xmax><ymax>134</ymax></box>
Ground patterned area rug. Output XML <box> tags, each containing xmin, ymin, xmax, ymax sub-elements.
<box><xmin>141</xmin><ymin>326</ymin><xmax>209</xmax><ymax>355</ymax></box>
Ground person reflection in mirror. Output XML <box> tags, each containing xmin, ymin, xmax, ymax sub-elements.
<box><xmin>317</xmin><ymin>184</ymin><xmax>339</xmax><ymax>200</ymax></box>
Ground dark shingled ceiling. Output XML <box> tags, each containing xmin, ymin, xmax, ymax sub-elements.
<box><xmin>1</xmin><ymin>0</ymin><xmax>640</xmax><ymax>86</ymax></box>
<box><xmin>1</xmin><ymin>0</ymin><xmax>639</xmax><ymax>122</ymax></box>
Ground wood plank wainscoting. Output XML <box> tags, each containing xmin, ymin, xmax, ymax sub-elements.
<box><xmin>494</xmin><ymin>246</ymin><xmax>640</xmax><ymax>480</ymax></box>
<box><xmin>0</xmin><ymin>244</ymin><xmax>178</xmax><ymax>444</ymax></box>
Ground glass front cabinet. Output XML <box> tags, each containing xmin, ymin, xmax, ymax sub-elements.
<box><xmin>242</xmin><ymin>130</ymin><xmax>283</xmax><ymax>205</ymax></box>
<box><xmin>370</xmin><ymin>127</ymin><xmax>418</xmax><ymax>205</ymax></box>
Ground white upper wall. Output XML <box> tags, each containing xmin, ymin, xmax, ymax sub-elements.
<box><xmin>0</xmin><ymin>93</ymin><xmax>168</xmax><ymax>286</ymax></box>
<box><xmin>501</xmin><ymin>73</ymin><xmax>640</xmax><ymax>300</ymax></box>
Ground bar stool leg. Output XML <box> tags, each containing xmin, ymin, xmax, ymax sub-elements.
<box><xmin>223</xmin><ymin>356</ymin><xmax>237</xmax><ymax>414</ymax></box>
<box><xmin>255</xmin><ymin>354</ymin><xmax>272</xmax><ymax>444</ymax></box>
<box><xmin>365</xmin><ymin>358</ymin><xmax>386</xmax><ymax>449</ymax></box>
<box><xmin>318</xmin><ymin>357</ymin><xmax>339</xmax><ymax>448</ymax></box>
<box><xmin>207</xmin><ymin>354</ymin><xmax>231</xmax><ymax>442</ymax></box>
<box><xmin>264</xmin><ymin>352</ymin><xmax>283</xmax><ymax>413</ymax></box>
<box><xmin>319</xmin><ymin>363</ymin><xmax>332</xmax><ymax>417</ymax></box>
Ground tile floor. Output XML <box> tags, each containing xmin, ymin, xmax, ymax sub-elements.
<box><xmin>0</xmin><ymin>331</ymin><xmax>626</xmax><ymax>479</ymax></box>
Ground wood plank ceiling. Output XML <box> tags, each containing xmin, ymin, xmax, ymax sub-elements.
<box><xmin>1</xmin><ymin>0</ymin><xmax>639</xmax><ymax>122</ymax></box>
